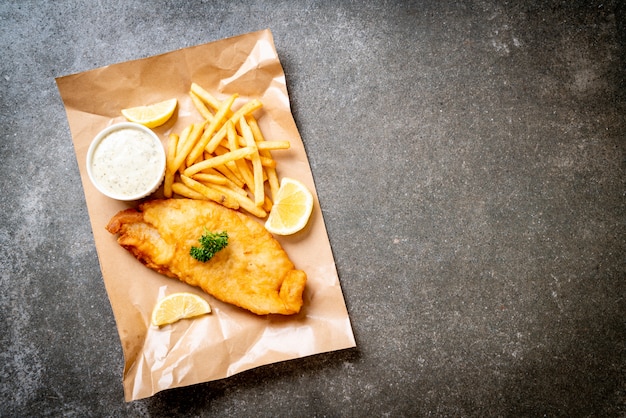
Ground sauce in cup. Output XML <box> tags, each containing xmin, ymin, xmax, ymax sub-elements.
<box><xmin>87</xmin><ymin>123</ymin><xmax>165</xmax><ymax>201</ymax></box>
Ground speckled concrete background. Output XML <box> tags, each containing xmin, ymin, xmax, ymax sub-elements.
<box><xmin>1</xmin><ymin>1</ymin><xmax>624</xmax><ymax>416</ymax></box>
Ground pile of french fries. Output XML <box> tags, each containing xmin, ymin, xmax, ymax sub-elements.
<box><xmin>164</xmin><ymin>83</ymin><xmax>290</xmax><ymax>218</ymax></box>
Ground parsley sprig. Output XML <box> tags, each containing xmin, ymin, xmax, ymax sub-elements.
<box><xmin>190</xmin><ymin>230</ymin><xmax>228</xmax><ymax>262</ymax></box>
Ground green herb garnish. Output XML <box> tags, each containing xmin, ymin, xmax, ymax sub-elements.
<box><xmin>190</xmin><ymin>230</ymin><xmax>228</xmax><ymax>262</ymax></box>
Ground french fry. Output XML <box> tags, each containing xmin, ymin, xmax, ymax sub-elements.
<box><xmin>176</xmin><ymin>124</ymin><xmax>193</xmax><ymax>155</ymax></box>
<box><xmin>191</xmin><ymin>172</ymin><xmax>229</xmax><ymax>186</ymax></box>
<box><xmin>226</xmin><ymin>120</ymin><xmax>238</xmax><ymax>151</ymax></box>
<box><xmin>164</xmin><ymin>133</ymin><xmax>179</xmax><ymax>198</ymax></box>
<box><xmin>257</xmin><ymin>141</ymin><xmax>290</xmax><ymax>151</ymax></box>
<box><xmin>183</xmin><ymin>146</ymin><xmax>256</xmax><ymax>177</ymax></box>
<box><xmin>234</xmin><ymin>157</ymin><xmax>255</xmax><ymax>193</ymax></box>
<box><xmin>266</xmin><ymin>167</ymin><xmax>280</xmax><ymax>202</ymax></box>
<box><xmin>166</xmin><ymin>133</ymin><xmax>180</xmax><ymax>174</ymax></box>
<box><xmin>190</xmin><ymin>91</ymin><xmax>215</xmax><ymax>122</ymax></box>
<box><xmin>210</xmin><ymin>183</ymin><xmax>267</xmax><ymax>218</ymax></box>
<box><xmin>212</xmin><ymin>164</ymin><xmax>246</xmax><ymax>189</ymax></box>
<box><xmin>248</xmin><ymin>116</ymin><xmax>280</xmax><ymax>201</ymax></box>
<box><xmin>190</xmin><ymin>82</ymin><xmax>222</xmax><ymax>111</ymax></box>
<box><xmin>225</xmin><ymin>121</ymin><xmax>254</xmax><ymax>191</ymax></box>
<box><xmin>194</xmin><ymin>167</ymin><xmax>243</xmax><ymax>190</ymax></box>
<box><xmin>257</xmin><ymin>155</ymin><xmax>277</xmax><ymax>168</ymax></box>
<box><xmin>263</xmin><ymin>194</ymin><xmax>273</xmax><ymax>212</ymax></box>
<box><xmin>239</xmin><ymin>116</ymin><xmax>264</xmax><ymax>207</ymax></box>
<box><xmin>171</xmin><ymin>182</ymin><xmax>208</xmax><ymax>200</ymax></box>
<box><xmin>180</xmin><ymin>175</ymin><xmax>239</xmax><ymax>210</ymax></box>
<box><xmin>212</xmin><ymin>180</ymin><xmax>248</xmax><ymax>197</ymax></box>
<box><xmin>172</xmin><ymin>122</ymin><xmax>205</xmax><ymax>173</ymax></box>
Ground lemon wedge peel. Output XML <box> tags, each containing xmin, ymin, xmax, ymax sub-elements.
<box><xmin>264</xmin><ymin>177</ymin><xmax>314</xmax><ymax>236</ymax></box>
<box><xmin>151</xmin><ymin>292</ymin><xmax>211</xmax><ymax>327</ymax></box>
<box><xmin>121</xmin><ymin>98</ymin><xmax>178</xmax><ymax>128</ymax></box>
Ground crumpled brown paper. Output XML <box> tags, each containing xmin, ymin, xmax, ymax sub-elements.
<box><xmin>55</xmin><ymin>29</ymin><xmax>355</xmax><ymax>401</ymax></box>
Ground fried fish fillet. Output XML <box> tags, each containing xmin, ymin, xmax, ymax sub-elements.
<box><xmin>106</xmin><ymin>199</ymin><xmax>306</xmax><ymax>315</ymax></box>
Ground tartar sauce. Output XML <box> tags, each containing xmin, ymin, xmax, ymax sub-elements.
<box><xmin>90</xmin><ymin>127</ymin><xmax>164</xmax><ymax>198</ymax></box>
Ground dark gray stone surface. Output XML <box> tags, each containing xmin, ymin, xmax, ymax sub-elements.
<box><xmin>1</xmin><ymin>1</ymin><xmax>624</xmax><ymax>416</ymax></box>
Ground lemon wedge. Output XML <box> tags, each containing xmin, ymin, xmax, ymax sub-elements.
<box><xmin>265</xmin><ymin>177</ymin><xmax>314</xmax><ymax>235</ymax></box>
<box><xmin>121</xmin><ymin>98</ymin><xmax>178</xmax><ymax>128</ymax></box>
<box><xmin>151</xmin><ymin>292</ymin><xmax>211</xmax><ymax>327</ymax></box>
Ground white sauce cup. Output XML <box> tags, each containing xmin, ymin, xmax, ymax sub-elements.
<box><xmin>86</xmin><ymin>122</ymin><xmax>166</xmax><ymax>201</ymax></box>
